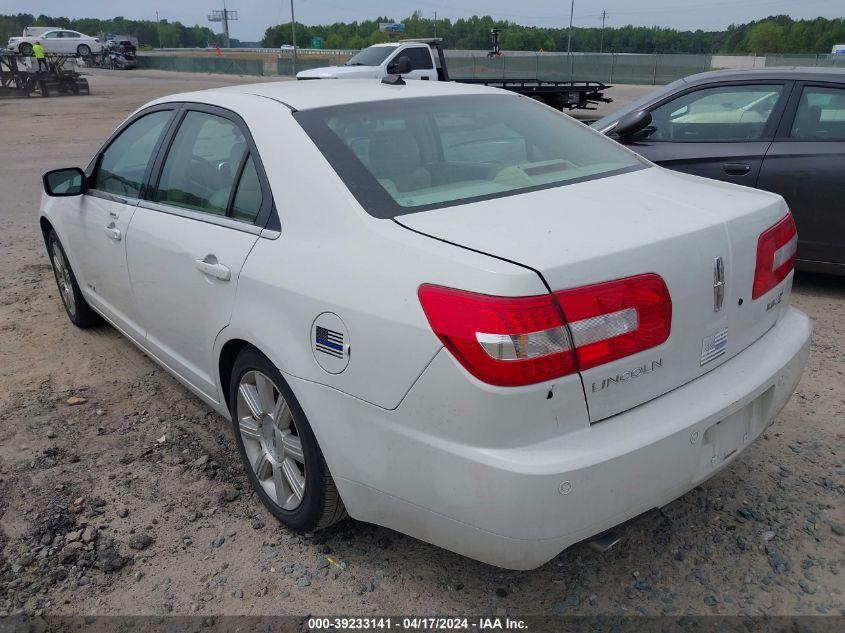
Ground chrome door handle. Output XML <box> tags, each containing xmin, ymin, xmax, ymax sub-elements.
<box><xmin>104</xmin><ymin>225</ymin><xmax>121</xmax><ymax>241</ymax></box>
<box><xmin>195</xmin><ymin>259</ymin><xmax>231</xmax><ymax>281</ymax></box>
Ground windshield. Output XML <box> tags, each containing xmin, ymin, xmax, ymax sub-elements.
<box><xmin>295</xmin><ymin>95</ymin><xmax>646</xmax><ymax>218</ymax></box>
<box><xmin>345</xmin><ymin>46</ymin><xmax>395</xmax><ymax>67</ymax></box>
<box><xmin>591</xmin><ymin>78</ymin><xmax>687</xmax><ymax>131</ymax></box>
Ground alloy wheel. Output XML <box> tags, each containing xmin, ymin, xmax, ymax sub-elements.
<box><xmin>51</xmin><ymin>242</ymin><xmax>76</xmax><ymax>318</ymax></box>
<box><xmin>236</xmin><ymin>370</ymin><xmax>306</xmax><ymax>510</ymax></box>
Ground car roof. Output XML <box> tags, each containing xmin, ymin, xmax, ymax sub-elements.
<box><xmin>148</xmin><ymin>79</ymin><xmax>511</xmax><ymax>112</ymax></box>
<box><xmin>681</xmin><ymin>66</ymin><xmax>845</xmax><ymax>85</ymax></box>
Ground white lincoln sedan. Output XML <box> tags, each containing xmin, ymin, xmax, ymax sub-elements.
<box><xmin>39</xmin><ymin>80</ymin><xmax>812</xmax><ymax>569</ymax></box>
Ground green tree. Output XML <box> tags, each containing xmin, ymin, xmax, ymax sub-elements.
<box><xmin>747</xmin><ymin>22</ymin><xmax>785</xmax><ymax>54</ymax></box>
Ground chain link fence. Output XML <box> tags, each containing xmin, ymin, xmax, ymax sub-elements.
<box><xmin>764</xmin><ymin>54</ymin><xmax>845</xmax><ymax>68</ymax></box>
<box><xmin>136</xmin><ymin>55</ymin><xmax>264</xmax><ymax>75</ymax></box>
<box><xmin>135</xmin><ymin>51</ymin><xmax>844</xmax><ymax>82</ymax></box>
<box><xmin>443</xmin><ymin>52</ymin><xmax>712</xmax><ymax>85</ymax></box>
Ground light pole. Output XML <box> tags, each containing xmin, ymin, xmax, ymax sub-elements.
<box><xmin>600</xmin><ymin>9</ymin><xmax>607</xmax><ymax>53</ymax></box>
<box><xmin>290</xmin><ymin>0</ymin><xmax>298</xmax><ymax>75</ymax></box>
<box><xmin>566</xmin><ymin>0</ymin><xmax>575</xmax><ymax>54</ymax></box>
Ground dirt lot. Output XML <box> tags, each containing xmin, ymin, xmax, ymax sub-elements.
<box><xmin>0</xmin><ymin>69</ymin><xmax>843</xmax><ymax>618</ymax></box>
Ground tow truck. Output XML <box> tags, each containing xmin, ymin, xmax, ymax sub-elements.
<box><xmin>296</xmin><ymin>33</ymin><xmax>612</xmax><ymax>111</ymax></box>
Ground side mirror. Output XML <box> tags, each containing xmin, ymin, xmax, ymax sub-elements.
<box><xmin>43</xmin><ymin>167</ymin><xmax>86</xmax><ymax>197</ymax></box>
<box><xmin>612</xmin><ymin>110</ymin><xmax>653</xmax><ymax>139</ymax></box>
<box><xmin>386</xmin><ymin>56</ymin><xmax>412</xmax><ymax>75</ymax></box>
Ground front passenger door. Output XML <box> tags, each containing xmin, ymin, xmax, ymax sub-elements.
<box><xmin>67</xmin><ymin>108</ymin><xmax>174</xmax><ymax>339</ymax></box>
<box><xmin>623</xmin><ymin>82</ymin><xmax>790</xmax><ymax>186</ymax></box>
<box><xmin>126</xmin><ymin>107</ymin><xmax>272</xmax><ymax>399</ymax></box>
<box><xmin>394</xmin><ymin>46</ymin><xmax>437</xmax><ymax>81</ymax></box>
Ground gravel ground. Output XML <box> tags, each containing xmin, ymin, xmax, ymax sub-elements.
<box><xmin>0</xmin><ymin>69</ymin><xmax>843</xmax><ymax>617</ymax></box>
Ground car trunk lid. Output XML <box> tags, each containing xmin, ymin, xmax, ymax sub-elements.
<box><xmin>397</xmin><ymin>167</ymin><xmax>793</xmax><ymax>421</ymax></box>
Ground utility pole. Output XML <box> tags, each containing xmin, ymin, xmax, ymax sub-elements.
<box><xmin>222</xmin><ymin>1</ymin><xmax>229</xmax><ymax>47</ymax></box>
<box><xmin>290</xmin><ymin>0</ymin><xmax>298</xmax><ymax>75</ymax></box>
<box><xmin>433</xmin><ymin>11</ymin><xmax>437</xmax><ymax>38</ymax></box>
<box><xmin>600</xmin><ymin>9</ymin><xmax>607</xmax><ymax>53</ymax></box>
<box><xmin>566</xmin><ymin>0</ymin><xmax>575</xmax><ymax>54</ymax></box>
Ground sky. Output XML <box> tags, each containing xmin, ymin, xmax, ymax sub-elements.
<box><xmin>2</xmin><ymin>0</ymin><xmax>843</xmax><ymax>41</ymax></box>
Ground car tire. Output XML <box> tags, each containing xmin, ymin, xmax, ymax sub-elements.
<box><xmin>19</xmin><ymin>43</ymin><xmax>33</xmax><ymax>56</ymax></box>
<box><xmin>77</xmin><ymin>44</ymin><xmax>91</xmax><ymax>57</ymax></box>
<box><xmin>46</xmin><ymin>230</ymin><xmax>102</xmax><ymax>328</ymax></box>
<box><xmin>229</xmin><ymin>346</ymin><xmax>347</xmax><ymax>532</ymax></box>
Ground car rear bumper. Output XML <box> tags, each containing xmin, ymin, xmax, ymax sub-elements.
<box><xmin>290</xmin><ymin>306</ymin><xmax>812</xmax><ymax>569</ymax></box>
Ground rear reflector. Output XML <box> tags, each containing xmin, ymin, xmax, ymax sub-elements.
<box><xmin>418</xmin><ymin>273</ymin><xmax>672</xmax><ymax>387</ymax></box>
<box><xmin>753</xmin><ymin>212</ymin><xmax>797</xmax><ymax>300</ymax></box>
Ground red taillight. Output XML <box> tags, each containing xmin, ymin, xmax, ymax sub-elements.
<box><xmin>418</xmin><ymin>273</ymin><xmax>672</xmax><ymax>387</ymax></box>
<box><xmin>417</xmin><ymin>285</ymin><xmax>577</xmax><ymax>387</ymax></box>
<box><xmin>753</xmin><ymin>212</ymin><xmax>797</xmax><ymax>300</ymax></box>
<box><xmin>554</xmin><ymin>274</ymin><xmax>672</xmax><ymax>371</ymax></box>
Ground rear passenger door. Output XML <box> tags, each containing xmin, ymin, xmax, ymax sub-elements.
<box><xmin>758</xmin><ymin>82</ymin><xmax>845</xmax><ymax>266</ymax></box>
<box><xmin>623</xmin><ymin>81</ymin><xmax>791</xmax><ymax>186</ymax></box>
<box><xmin>126</xmin><ymin>105</ymin><xmax>274</xmax><ymax>399</ymax></box>
<box><xmin>60</xmin><ymin>31</ymin><xmax>80</xmax><ymax>53</ymax></box>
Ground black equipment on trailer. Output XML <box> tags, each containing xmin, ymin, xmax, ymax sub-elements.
<box><xmin>0</xmin><ymin>53</ymin><xmax>37</xmax><ymax>97</ymax></box>
<box><xmin>0</xmin><ymin>52</ymin><xmax>89</xmax><ymax>97</ymax></box>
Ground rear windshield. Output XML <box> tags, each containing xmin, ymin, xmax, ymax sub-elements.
<box><xmin>345</xmin><ymin>47</ymin><xmax>395</xmax><ymax>67</ymax></box>
<box><xmin>295</xmin><ymin>94</ymin><xmax>646</xmax><ymax>218</ymax></box>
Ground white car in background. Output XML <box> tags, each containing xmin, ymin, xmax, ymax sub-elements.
<box><xmin>8</xmin><ymin>29</ymin><xmax>102</xmax><ymax>57</ymax></box>
<box><xmin>38</xmin><ymin>80</ymin><xmax>811</xmax><ymax>569</ymax></box>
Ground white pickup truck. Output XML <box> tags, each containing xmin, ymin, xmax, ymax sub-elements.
<box><xmin>296</xmin><ymin>38</ymin><xmax>612</xmax><ymax>111</ymax></box>
<box><xmin>297</xmin><ymin>41</ymin><xmax>441</xmax><ymax>81</ymax></box>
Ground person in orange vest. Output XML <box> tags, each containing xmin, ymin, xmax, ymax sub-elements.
<box><xmin>32</xmin><ymin>41</ymin><xmax>48</xmax><ymax>72</ymax></box>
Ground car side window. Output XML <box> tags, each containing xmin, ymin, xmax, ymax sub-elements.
<box><xmin>637</xmin><ymin>84</ymin><xmax>784</xmax><ymax>142</ymax></box>
<box><xmin>92</xmin><ymin>110</ymin><xmax>172</xmax><ymax>198</ymax></box>
<box><xmin>790</xmin><ymin>86</ymin><xmax>845</xmax><ymax>140</ymax></box>
<box><xmin>231</xmin><ymin>155</ymin><xmax>263</xmax><ymax>223</ymax></box>
<box><xmin>43</xmin><ymin>32</ymin><xmax>59</xmax><ymax>39</ymax></box>
<box><xmin>402</xmin><ymin>47</ymin><xmax>434</xmax><ymax>70</ymax></box>
<box><xmin>156</xmin><ymin>111</ymin><xmax>248</xmax><ymax>216</ymax></box>
<box><xmin>62</xmin><ymin>31</ymin><xmax>80</xmax><ymax>38</ymax></box>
